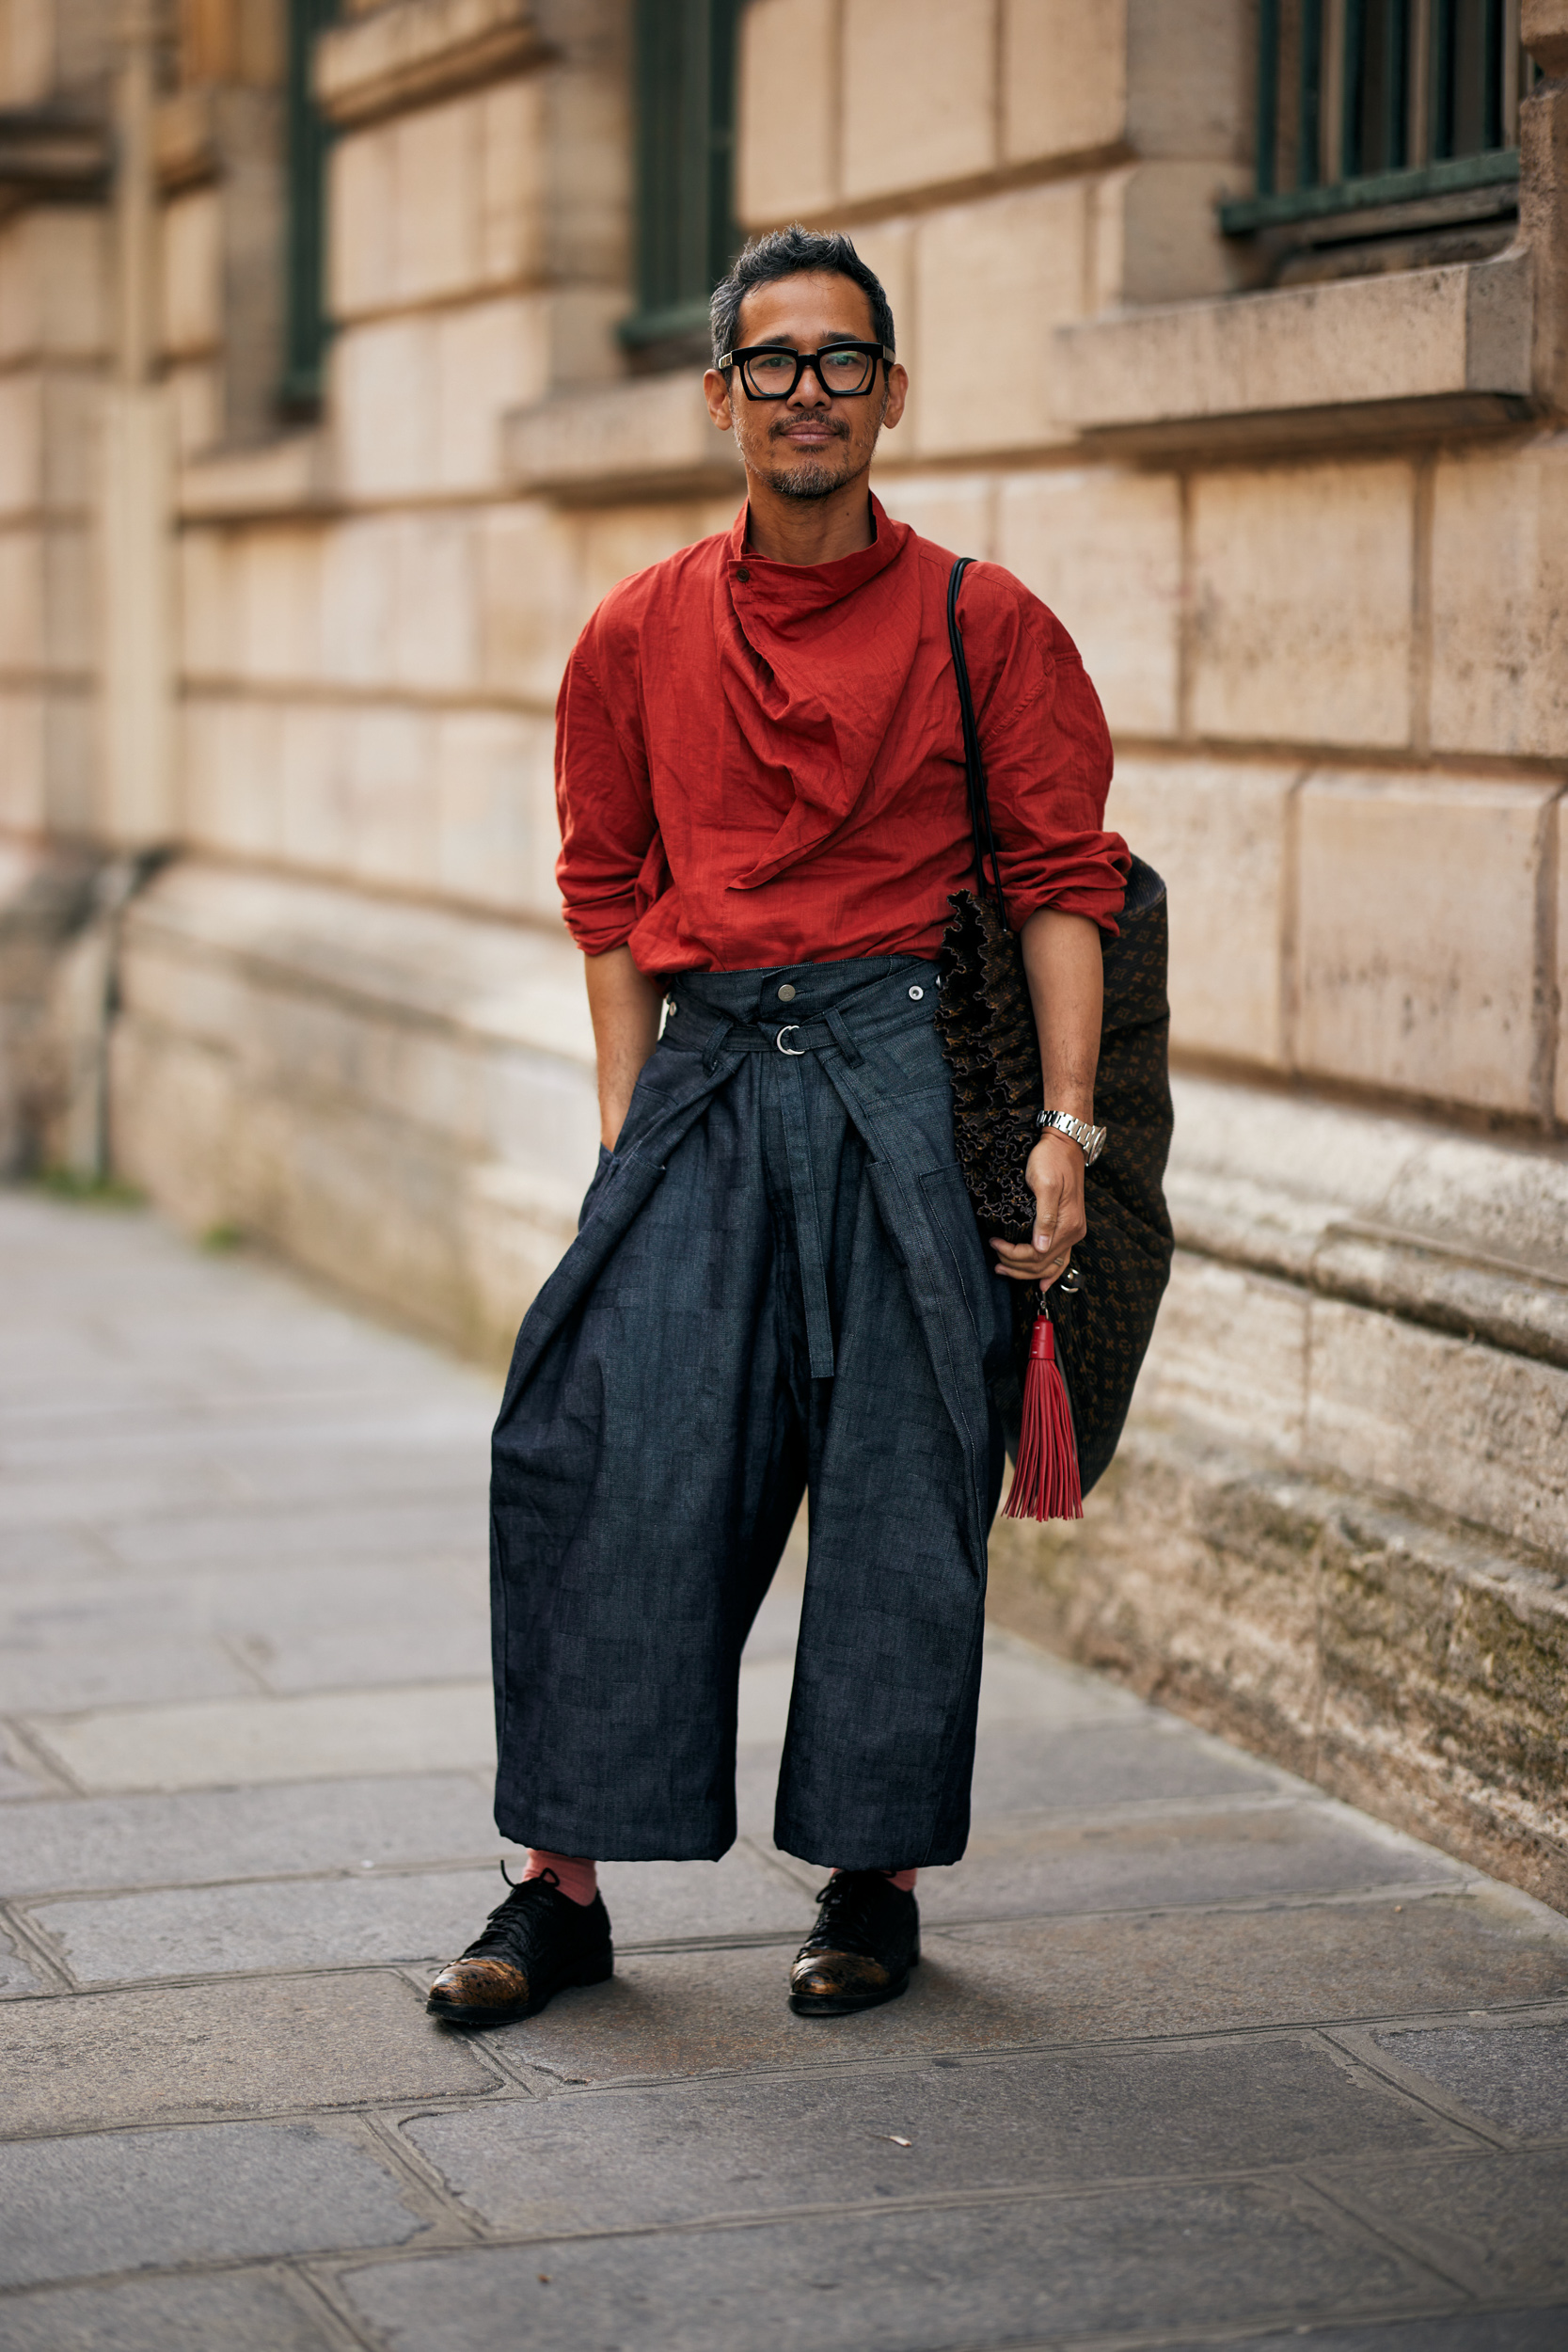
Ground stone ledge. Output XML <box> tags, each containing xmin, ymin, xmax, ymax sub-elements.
<box><xmin>178</xmin><ymin>434</ymin><xmax>335</xmax><ymax>523</ymax></box>
<box><xmin>1053</xmin><ymin>251</ymin><xmax>1535</xmax><ymax>448</ymax></box>
<box><xmin>314</xmin><ymin>0</ymin><xmax>549</xmax><ymax>131</ymax></box>
<box><xmin>108</xmin><ymin>859</ymin><xmax>596</xmax><ymax>1361</ymax></box>
<box><xmin>504</xmin><ymin>373</ymin><xmax>746</xmax><ymax>503</ymax></box>
<box><xmin>118</xmin><ymin>861</ymin><xmax>593</xmax><ymax>1064</ymax></box>
<box><xmin>1167</xmin><ymin>1073</ymin><xmax>1568</xmax><ymax>1369</ymax></box>
<box><xmin>987</xmin><ymin>1421</ymin><xmax>1568</xmax><ymax>1914</ymax></box>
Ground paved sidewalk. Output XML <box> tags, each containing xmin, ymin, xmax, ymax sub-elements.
<box><xmin>2</xmin><ymin>1188</ymin><xmax>1566</xmax><ymax>2352</ymax></box>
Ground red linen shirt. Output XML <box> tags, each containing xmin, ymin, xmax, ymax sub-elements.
<box><xmin>554</xmin><ymin>497</ymin><xmax>1128</xmax><ymax>974</ymax></box>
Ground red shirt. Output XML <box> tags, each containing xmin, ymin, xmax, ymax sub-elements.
<box><xmin>554</xmin><ymin>497</ymin><xmax>1128</xmax><ymax>973</ymax></box>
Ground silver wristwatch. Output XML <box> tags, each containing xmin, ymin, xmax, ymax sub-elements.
<box><xmin>1037</xmin><ymin>1108</ymin><xmax>1107</xmax><ymax>1166</ymax></box>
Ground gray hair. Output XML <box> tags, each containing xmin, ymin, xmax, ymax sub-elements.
<box><xmin>710</xmin><ymin>226</ymin><xmax>895</xmax><ymax>369</ymax></box>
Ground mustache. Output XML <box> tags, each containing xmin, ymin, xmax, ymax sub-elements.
<box><xmin>768</xmin><ymin>413</ymin><xmax>851</xmax><ymax>440</ymax></box>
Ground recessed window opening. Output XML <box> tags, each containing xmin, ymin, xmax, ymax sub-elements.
<box><xmin>1224</xmin><ymin>0</ymin><xmax>1538</xmax><ymax>277</ymax></box>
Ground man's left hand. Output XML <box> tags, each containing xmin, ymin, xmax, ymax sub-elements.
<box><xmin>990</xmin><ymin>1132</ymin><xmax>1086</xmax><ymax>1286</ymax></box>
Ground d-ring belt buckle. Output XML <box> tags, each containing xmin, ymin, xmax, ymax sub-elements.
<box><xmin>775</xmin><ymin>1024</ymin><xmax>806</xmax><ymax>1056</ymax></box>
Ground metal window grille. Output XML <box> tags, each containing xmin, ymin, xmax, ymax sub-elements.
<box><xmin>281</xmin><ymin>0</ymin><xmax>337</xmax><ymax>413</ymax></box>
<box><xmin>1222</xmin><ymin>0</ymin><xmax>1537</xmax><ymax>234</ymax></box>
<box><xmin>621</xmin><ymin>0</ymin><xmax>740</xmax><ymax>357</ymax></box>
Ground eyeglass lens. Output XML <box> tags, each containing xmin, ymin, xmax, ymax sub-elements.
<box><xmin>740</xmin><ymin>346</ymin><xmax>878</xmax><ymax>397</ymax></box>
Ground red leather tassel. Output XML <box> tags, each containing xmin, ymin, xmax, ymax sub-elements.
<box><xmin>1003</xmin><ymin>1311</ymin><xmax>1083</xmax><ymax>1523</ymax></box>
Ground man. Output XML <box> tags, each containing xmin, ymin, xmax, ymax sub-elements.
<box><xmin>428</xmin><ymin>225</ymin><xmax>1127</xmax><ymax>2027</ymax></box>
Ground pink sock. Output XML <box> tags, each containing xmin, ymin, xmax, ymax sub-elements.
<box><xmin>835</xmin><ymin>1866</ymin><xmax>917</xmax><ymax>1893</ymax></box>
<box><xmin>522</xmin><ymin>1851</ymin><xmax>598</xmax><ymax>1906</ymax></box>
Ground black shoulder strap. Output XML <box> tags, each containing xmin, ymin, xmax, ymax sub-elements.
<box><xmin>946</xmin><ymin>557</ymin><xmax>1006</xmax><ymax>920</ymax></box>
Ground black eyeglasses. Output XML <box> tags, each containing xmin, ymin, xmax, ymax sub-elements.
<box><xmin>718</xmin><ymin>341</ymin><xmax>895</xmax><ymax>401</ymax></box>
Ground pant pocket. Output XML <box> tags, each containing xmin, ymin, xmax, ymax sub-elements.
<box><xmin>919</xmin><ymin>1162</ymin><xmax>1013</xmax><ymax>1382</ymax></box>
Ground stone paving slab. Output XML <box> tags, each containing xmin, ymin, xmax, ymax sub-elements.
<box><xmin>0</xmin><ymin>1973</ymin><xmax>499</xmax><ymax>2134</ymax></box>
<box><xmin>1366</xmin><ymin>2019</ymin><xmax>1568</xmax><ymax>2140</ymax></box>
<box><xmin>23</xmin><ymin>1681</ymin><xmax>497</xmax><ymax>1793</ymax></box>
<box><xmin>29</xmin><ymin>1846</ymin><xmax>814</xmax><ymax>1984</ymax></box>
<box><xmin>7</xmin><ymin>1191</ymin><xmax>1568</xmax><ymax>2352</ymax></box>
<box><xmin>733</xmin><ymin>1716</ymin><xmax>1284</xmax><ymax>1839</ymax></box>
<box><xmin>0</xmin><ymin>1775</ymin><xmax>499</xmax><ymax>1898</ymax></box>
<box><xmin>1166</xmin><ymin>2314</ymin><xmax>1568</xmax><ymax>2352</ymax></box>
<box><xmin>0</xmin><ymin>2268</ymin><xmax>351</xmax><ymax>2350</ymax></box>
<box><xmin>0</xmin><ymin>1924</ymin><xmax>41</xmax><ymax>1997</ymax></box>
<box><xmin>0</xmin><ymin>1636</ymin><xmax>258</xmax><ymax>1714</ymax></box>
<box><xmin>245</xmin><ymin>1615</ymin><xmax>492</xmax><ymax>1695</ymax></box>
<box><xmin>0</xmin><ymin>2120</ymin><xmax>429</xmax><ymax>2288</ymax></box>
<box><xmin>911</xmin><ymin>1799</ymin><xmax>1467</xmax><ymax>1926</ymax></box>
<box><xmin>403</xmin><ymin>2036</ymin><xmax>1463</xmax><ymax>2235</ymax></box>
<box><xmin>0</xmin><ymin>1560</ymin><xmax>483</xmax><ymax>1653</ymax></box>
<box><xmin>475</xmin><ymin>1896</ymin><xmax>1568</xmax><ymax>2088</ymax></box>
<box><xmin>99</xmin><ymin>1497</ymin><xmax>491</xmax><ymax>1575</ymax></box>
<box><xmin>940</xmin><ymin>1894</ymin><xmax>1568</xmax><ymax>2041</ymax></box>
<box><xmin>963</xmin><ymin>1714</ymin><xmax>1287</xmax><ymax>1814</ymax></box>
<box><xmin>334</xmin><ymin>2177</ymin><xmax>1434</xmax><ymax>2352</ymax></box>
<box><xmin>1325</xmin><ymin>2147</ymin><xmax>1568</xmax><ymax>2302</ymax></box>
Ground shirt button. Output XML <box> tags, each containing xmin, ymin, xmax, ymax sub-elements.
<box><xmin>735</xmin><ymin>566</ymin><xmax>751</xmax><ymax>583</ymax></box>
<box><xmin>908</xmin><ymin>984</ymin><xmax>925</xmax><ymax>1001</ymax></box>
<box><xmin>777</xmin><ymin>982</ymin><xmax>796</xmax><ymax>1002</ymax></box>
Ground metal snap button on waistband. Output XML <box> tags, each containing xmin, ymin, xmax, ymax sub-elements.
<box><xmin>908</xmin><ymin>984</ymin><xmax>925</xmax><ymax>1000</ymax></box>
<box><xmin>777</xmin><ymin>982</ymin><xmax>796</xmax><ymax>1001</ymax></box>
<box><xmin>776</xmin><ymin>1025</ymin><xmax>806</xmax><ymax>1055</ymax></box>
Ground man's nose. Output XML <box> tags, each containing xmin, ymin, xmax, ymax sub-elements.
<box><xmin>788</xmin><ymin>364</ymin><xmax>830</xmax><ymax>405</ymax></box>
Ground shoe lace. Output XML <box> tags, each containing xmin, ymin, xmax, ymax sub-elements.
<box><xmin>807</xmin><ymin>1872</ymin><xmax>893</xmax><ymax>1956</ymax></box>
<box><xmin>462</xmin><ymin>1870</ymin><xmax>559</xmax><ymax>1964</ymax></box>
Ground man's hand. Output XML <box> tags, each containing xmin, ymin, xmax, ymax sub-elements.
<box><xmin>990</xmin><ymin>1131</ymin><xmax>1086</xmax><ymax>1285</ymax></box>
<box><xmin>989</xmin><ymin>906</ymin><xmax>1102</xmax><ymax>1288</ymax></box>
<box><xmin>585</xmin><ymin>946</ymin><xmax>664</xmax><ymax>1150</ymax></box>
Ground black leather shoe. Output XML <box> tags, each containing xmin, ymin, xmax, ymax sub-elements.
<box><xmin>788</xmin><ymin>1871</ymin><xmax>920</xmax><ymax>2016</ymax></box>
<box><xmin>427</xmin><ymin>1872</ymin><xmax>613</xmax><ymax>2026</ymax></box>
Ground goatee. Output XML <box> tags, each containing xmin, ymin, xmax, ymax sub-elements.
<box><xmin>759</xmin><ymin>453</ymin><xmax>858</xmax><ymax>501</ymax></box>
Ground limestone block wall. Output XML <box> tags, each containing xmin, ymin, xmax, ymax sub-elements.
<box><xmin>0</xmin><ymin>206</ymin><xmax>107</xmax><ymax>842</ymax></box>
<box><xmin>3</xmin><ymin>0</ymin><xmax>1565</xmax><ymax>1887</ymax></box>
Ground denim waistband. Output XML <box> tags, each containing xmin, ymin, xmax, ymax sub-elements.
<box><xmin>663</xmin><ymin>956</ymin><xmax>940</xmax><ymax>1079</ymax></box>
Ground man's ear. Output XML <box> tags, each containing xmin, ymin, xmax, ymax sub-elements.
<box><xmin>703</xmin><ymin>369</ymin><xmax>735</xmax><ymax>431</ymax></box>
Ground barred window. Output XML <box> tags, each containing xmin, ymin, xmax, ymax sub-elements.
<box><xmin>281</xmin><ymin>0</ymin><xmax>337</xmax><ymax>413</ymax></box>
<box><xmin>621</xmin><ymin>0</ymin><xmax>740</xmax><ymax>367</ymax></box>
<box><xmin>1222</xmin><ymin>0</ymin><xmax>1540</xmax><ymax>280</ymax></box>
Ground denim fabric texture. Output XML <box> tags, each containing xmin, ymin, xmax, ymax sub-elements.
<box><xmin>489</xmin><ymin>957</ymin><xmax>1011</xmax><ymax>1870</ymax></box>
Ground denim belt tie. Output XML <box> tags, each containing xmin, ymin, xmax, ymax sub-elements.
<box><xmin>673</xmin><ymin>996</ymin><xmax>875</xmax><ymax>1383</ymax></box>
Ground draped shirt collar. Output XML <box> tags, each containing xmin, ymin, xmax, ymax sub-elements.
<box><xmin>717</xmin><ymin>494</ymin><xmax>919</xmax><ymax>892</ymax></box>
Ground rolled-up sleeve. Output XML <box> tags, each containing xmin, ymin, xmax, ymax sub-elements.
<box><xmin>554</xmin><ymin>632</ymin><xmax>656</xmax><ymax>956</ymax></box>
<box><xmin>968</xmin><ymin>577</ymin><xmax>1129</xmax><ymax>935</ymax></box>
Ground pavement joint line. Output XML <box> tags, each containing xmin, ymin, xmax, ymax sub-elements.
<box><xmin>0</xmin><ymin>1872</ymin><xmax>1498</xmax><ymax>1998</ymax></box>
<box><xmin>267</xmin><ymin>2150</ymin><xmax>1494</xmax><ymax>2257</ymax></box>
<box><xmin>1314</xmin><ymin>2023</ymin><xmax>1529</xmax><ymax>2150</ymax></box>
<box><xmin>0</xmin><ymin>1786</ymin><xmax>1370</xmax><ymax>1900</ymax></box>
<box><xmin>286</xmin><ymin>2254</ymin><xmax>399</xmax><ymax>2352</ymax></box>
<box><xmin>1304</xmin><ymin>2026</ymin><xmax>1516</xmax><ymax>2150</ymax></box>
<box><xmin>398</xmin><ymin>1994</ymin><xmax>1568</xmax><ymax>2103</ymax></box>
<box><xmin>0</xmin><ymin>1896</ymin><xmax>80</xmax><ymax>1994</ymax></box>
<box><xmin>0</xmin><ymin>1715</ymin><xmax>85</xmax><ymax>1799</ymax></box>
<box><xmin>1291</xmin><ymin>2158</ymin><xmax>1502</xmax><ymax>2303</ymax></box>
<box><xmin>840</xmin><ymin>2293</ymin><xmax>1568</xmax><ymax>2352</ymax></box>
<box><xmin>6</xmin><ymin>2007</ymin><xmax>1566</xmax><ymax>2147</ymax></box>
<box><xmin>351</xmin><ymin>2109</ymin><xmax>493</xmax><ymax>2245</ymax></box>
<box><xmin>0</xmin><ymin>2148</ymin><xmax>1504</xmax><ymax>2297</ymax></box>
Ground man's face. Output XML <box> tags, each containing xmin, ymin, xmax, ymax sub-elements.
<box><xmin>705</xmin><ymin>271</ymin><xmax>907</xmax><ymax>502</ymax></box>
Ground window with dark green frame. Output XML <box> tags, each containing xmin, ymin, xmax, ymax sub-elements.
<box><xmin>281</xmin><ymin>0</ymin><xmax>338</xmax><ymax>415</ymax></box>
<box><xmin>621</xmin><ymin>0</ymin><xmax>741</xmax><ymax>364</ymax></box>
<box><xmin>1222</xmin><ymin>0</ymin><xmax>1539</xmax><ymax>250</ymax></box>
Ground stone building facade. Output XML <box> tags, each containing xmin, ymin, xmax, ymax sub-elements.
<box><xmin>2</xmin><ymin>0</ymin><xmax>1565</xmax><ymax>1899</ymax></box>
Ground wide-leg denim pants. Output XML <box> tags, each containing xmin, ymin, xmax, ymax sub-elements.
<box><xmin>489</xmin><ymin>955</ymin><xmax>1011</xmax><ymax>1870</ymax></box>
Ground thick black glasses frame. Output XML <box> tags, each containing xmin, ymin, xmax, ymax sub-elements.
<box><xmin>717</xmin><ymin>341</ymin><xmax>895</xmax><ymax>400</ymax></box>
